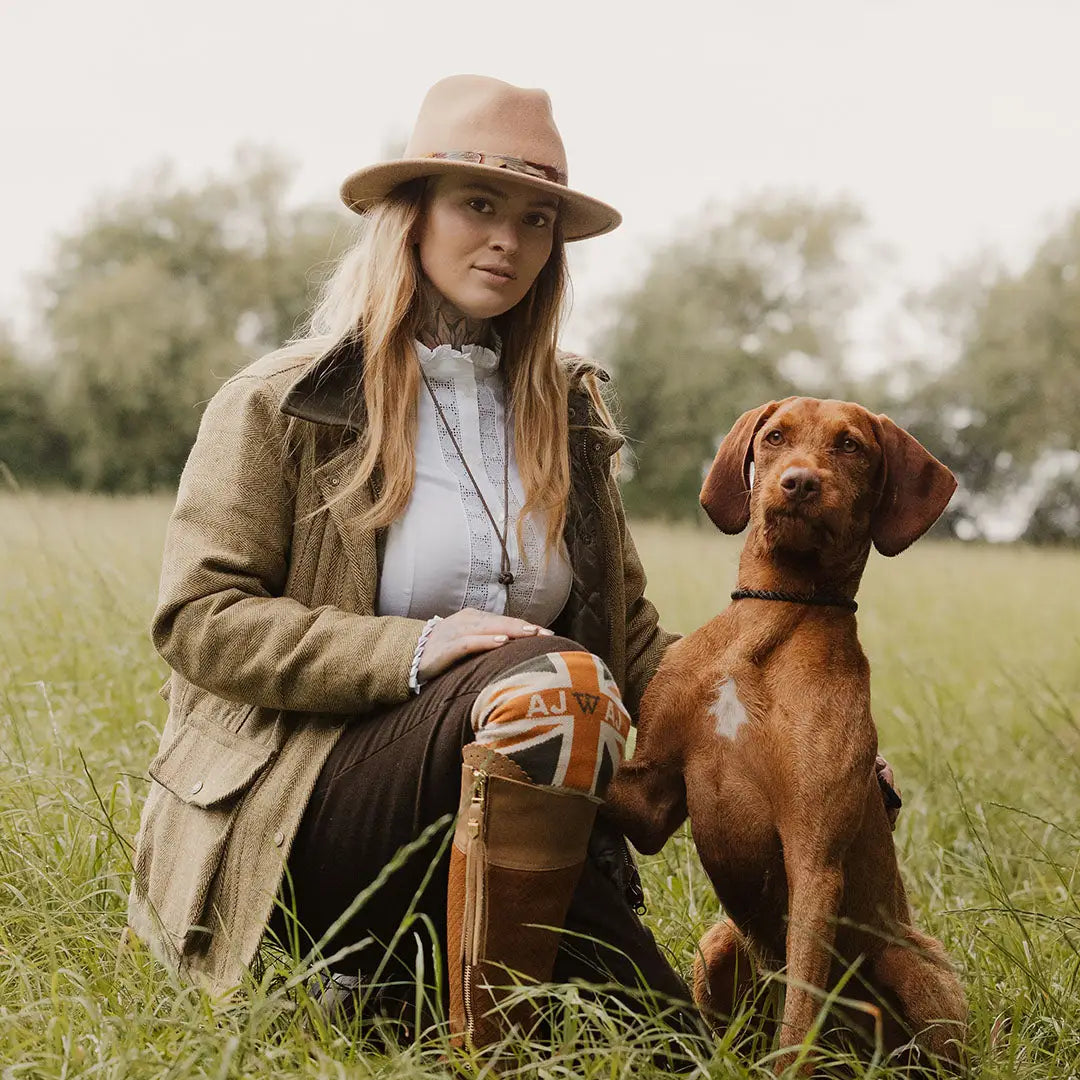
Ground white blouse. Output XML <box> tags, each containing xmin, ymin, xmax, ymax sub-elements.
<box><xmin>375</xmin><ymin>338</ymin><xmax>573</xmax><ymax>626</ymax></box>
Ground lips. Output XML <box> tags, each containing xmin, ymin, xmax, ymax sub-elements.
<box><xmin>474</xmin><ymin>265</ymin><xmax>516</xmax><ymax>281</ymax></box>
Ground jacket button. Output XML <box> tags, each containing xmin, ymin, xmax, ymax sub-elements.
<box><xmin>190</xmin><ymin>780</ymin><xmax>203</xmax><ymax>795</ymax></box>
<box><xmin>273</xmin><ymin>830</ymin><xmax>285</xmax><ymax>847</ymax></box>
<box><xmin>330</xmin><ymin>477</ymin><xmax>340</xmax><ymax>486</ymax></box>
<box><xmin>593</xmin><ymin>441</ymin><xmax>603</xmax><ymax>453</ymax></box>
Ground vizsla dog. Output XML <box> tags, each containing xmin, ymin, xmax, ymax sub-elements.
<box><xmin>606</xmin><ymin>397</ymin><xmax>968</xmax><ymax>1072</ymax></box>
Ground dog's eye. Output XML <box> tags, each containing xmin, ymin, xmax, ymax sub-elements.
<box><xmin>764</xmin><ymin>429</ymin><xmax>784</xmax><ymax>446</ymax></box>
<box><xmin>840</xmin><ymin>436</ymin><xmax>860</xmax><ymax>454</ymax></box>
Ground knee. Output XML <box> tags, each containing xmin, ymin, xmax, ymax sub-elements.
<box><xmin>471</xmin><ymin>650</ymin><xmax>631</xmax><ymax>796</ymax></box>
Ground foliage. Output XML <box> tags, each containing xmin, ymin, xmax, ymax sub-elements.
<box><xmin>0</xmin><ymin>326</ymin><xmax>71</xmax><ymax>487</ymax></box>
<box><xmin>1023</xmin><ymin>461</ymin><xmax>1080</xmax><ymax>544</ymax></box>
<box><xmin>596</xmin><ymin>196</ymin><xmax>868</xmax><ymax>519</ymax></box>
<box><xmin>6</xmin><ymin>501</ymin><xmax>1080</xmax><ymax>1075</ymax></box>
<box><xmin>36</xmin><ymin>147</ymin><xmax>351</xmax><ymax>491</ymax></box>
<box><xmin>898</xmin><ymin>211</ymin><xmax>1080</xmax><ymax>542</ymax></box>
<box><xmin>3</xmin><ymin>496</ymin><xmax>1080</xmax><ymax>1077</ymax></box>
<box><xmin>1</xmin><ymin>153</ymin><xmax>1077</xmax><ymax>540</ymax></box>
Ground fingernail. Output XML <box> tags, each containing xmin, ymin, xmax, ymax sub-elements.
<box><xmin>522</xmin><ymin>624</ymin><xmax>537</xmax><ymax>632</ymax></box>
<box><xmin>494</xmin><ymin>634</ymin><xmax>508</xmax><ymax>643</ymax></box>
<box><xmin>539</xmin><ymin>628</ymin><xmax>555</xmax><ymax>636</ymax></box>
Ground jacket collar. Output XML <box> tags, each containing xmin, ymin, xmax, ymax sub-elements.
<box><xmin>280</xmin><ymin>334</ymin><xmax>620</xmax><ymax>442</ymax></box>
<box><xmin>280</xmin><ymin>337</ymin><xmax>366</xmax><ymax>429</ymax></box>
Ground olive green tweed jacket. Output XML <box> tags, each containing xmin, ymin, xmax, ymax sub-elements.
<box><xmin>127</xmin><ymin>340</ymin><xmax>677</xmax><ymax>994</ymax></box>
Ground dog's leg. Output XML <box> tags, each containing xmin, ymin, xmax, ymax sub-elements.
<box><xmin>693</xmin><ymin>917</ymin><xmax>760</xmax><ymax>1029</ymax></box>
<box><xmin>774</xmin><ymin>862</ymin><xmax>844</xmax><ymax>1075</ymax></box>
<box><xmin>870</xmin><ymin>928</ymin><xmax>968</xmax><ymax>1071</ymax></box>
<box><xmin>603</xmin><ymin>670</ymin><xmax>690</xmax><ymax>855</ymax></box>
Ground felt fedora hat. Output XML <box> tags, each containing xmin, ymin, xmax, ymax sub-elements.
<box><xmin>340</xmin><ymin>74</ymin><xmax>621</xmax><ymax>242</ymax></box>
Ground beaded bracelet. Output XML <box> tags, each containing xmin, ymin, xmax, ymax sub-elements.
<box><xmin>408</xmin><ymin>615</ymin><xmax>442</xmax><ymax>695</ymax></box>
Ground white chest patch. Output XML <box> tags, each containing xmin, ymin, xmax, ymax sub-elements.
<box><xmin>708</xmin><ymin>676</ymin><xmax>749</xmax><ymax>740</ymax></box>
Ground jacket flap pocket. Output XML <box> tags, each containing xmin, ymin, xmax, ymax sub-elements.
<box><xmin>148</xmin><ymin>709</ymin><xmax>280</xmax><ymax>808</ymax></box>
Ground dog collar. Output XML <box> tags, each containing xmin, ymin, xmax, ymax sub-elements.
<box><xmin>730</xmin><ymin>588</ymin><xmax>858</xmax><ymax>613</ymax></box>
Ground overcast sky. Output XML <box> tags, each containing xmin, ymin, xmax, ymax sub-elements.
<box><xmin>3</xmin><ymin>0</ymin><xmax>1078</xmax><ymax>362</ymax></box>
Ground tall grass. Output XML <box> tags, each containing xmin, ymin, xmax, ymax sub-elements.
<box><xmin>1</xmin><ymin>494</ymin><xmax>1078</xmax><ymax>1077</ymax></box>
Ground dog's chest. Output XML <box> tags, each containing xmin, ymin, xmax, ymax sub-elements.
<box><xmin>706</xmin><ymin>675</ymin><xmax>751</xmax><ymax>740</ymax></box>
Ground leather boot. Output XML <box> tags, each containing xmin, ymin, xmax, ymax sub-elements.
<box><xmin>447</xmin><ymin>743</ymin><xmax>598</xmax><ymax>1049</ymax></box>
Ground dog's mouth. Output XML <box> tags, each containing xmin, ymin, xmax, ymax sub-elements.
<box><xmin>765</xmin><ymin>502</ymin><xmax>822</xmax><ymax>524</ymax></box>
<box><xmin>761</xmin><ymin>502</ymin><xmax>836</xmax><ymax>549</ymax></box>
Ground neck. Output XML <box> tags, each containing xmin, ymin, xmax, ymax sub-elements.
<box><xmin>415</xmin><ymin>275</ymin><xmax>493</xmax><ymax>351</ymax></box>
<box><xmin>735</xmin><ymin>530</ymin><xmax>870</xmax><ymax>604</ymax></box>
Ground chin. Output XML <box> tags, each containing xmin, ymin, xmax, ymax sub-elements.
<box><xmin>762</xmin><ymin>509</ymin><xmax>830</xmax><ymax>554</ymax></box>
<box><xmin>450</xmin><ymin>292</ymin><xmax>514</xmax><ymax>321</ymax></box>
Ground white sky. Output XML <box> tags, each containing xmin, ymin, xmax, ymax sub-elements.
<box><xmin>2</xmin><ymin>0</ymin><xmax>1078</xmax><ymax>364</ymax></box>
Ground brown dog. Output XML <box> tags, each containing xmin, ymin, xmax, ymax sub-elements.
<box><xmin>605</xmin><ymin>397</ymin><xmax>968</xmax><ymax>1072</ymax></box>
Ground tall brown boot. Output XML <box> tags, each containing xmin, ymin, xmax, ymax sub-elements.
<box><xmin>446</xmin><ymin>744</ymin><xmax>598</xmax><ymax>1049</ymax></box>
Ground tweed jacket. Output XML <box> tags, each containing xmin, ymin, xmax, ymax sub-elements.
<box><xmin>127</xmin><ymin>339</ymin><xmax>678</xmax><ymax>994</ymax></box>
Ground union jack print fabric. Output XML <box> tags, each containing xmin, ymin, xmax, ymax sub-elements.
<box><xmin>470</xmin><ymin>651</ymin><xmax>631</xmax><ymax>797</ymax></box>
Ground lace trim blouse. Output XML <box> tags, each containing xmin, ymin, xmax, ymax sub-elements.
<box><xmin>374</xmin><ymin>338</ymin><xmax>573</xmax><ymax>626</ymax></box>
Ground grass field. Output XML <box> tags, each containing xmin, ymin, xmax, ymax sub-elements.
<box><xmin>2</xmin><ymin>492</ymin><xmax>1079</xmax><ymax>1078</ymax></box>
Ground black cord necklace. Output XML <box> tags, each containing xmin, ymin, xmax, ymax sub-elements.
<box><xmin>730</xmin><ymin>587</ymin><xmax>858</xmax><ymax>613</ymax></box>
<box><xmin>420</xmin><ymin>366</ymin><xmax>514</xmax><ymax>609</ymax></box>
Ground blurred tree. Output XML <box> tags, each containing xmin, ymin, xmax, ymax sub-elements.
<box><xmin>0</xmin><ymin>326</ymin><xmax>71</xmax><ymax>487</ymax></box>
<box><xmin>596</xmin><ymin>196</ymin><xmax>868</xmax><ymax>518</ymax></box>
<box><xmin>39</xmin><ymin>147</ymin><xmax>351</xmax><ymax>491</ymax></box>
<box><xmin>1023</xmin><ymin>465</ymin><xmax>1080</xmax><ymax>545</ymax></box>
<box><xmin>900</xmin><ymin>210</ymin><xmax>1080</xmax><ymax>542</ymax></box>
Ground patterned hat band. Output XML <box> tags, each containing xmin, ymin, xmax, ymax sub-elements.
<box><xmin>424</xmin><ymin>150</ymin><xmax>568</xmax><ymax>187</ymax></box>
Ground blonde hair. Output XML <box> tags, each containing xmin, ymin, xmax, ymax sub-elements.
<box><xmin>282</xmin><ymin>178</ymin><xmax>579</xmax><ymax>550</ymax></box>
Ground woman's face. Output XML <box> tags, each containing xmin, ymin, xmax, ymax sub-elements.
<box><xmin>415</xmin><ymin>172</ymin><xmax>558</xmax><ymax>319</ymax></box>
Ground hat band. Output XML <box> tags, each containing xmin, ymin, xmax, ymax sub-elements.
<box><xmin>424</xmin><ymin>150</ymin><xmax>567</xmax><ymax>187</ymax></box>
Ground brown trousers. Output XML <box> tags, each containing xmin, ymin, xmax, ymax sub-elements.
<box><xmin>267</xmin><ymin>634</ymin><xmax>693</xmax><ymax>1024</ymax></box>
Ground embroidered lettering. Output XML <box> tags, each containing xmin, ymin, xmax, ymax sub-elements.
<box><xmin>572</xmin><ymin>691</ymin><xmax>600</xmax><ymax>715</ymax></box>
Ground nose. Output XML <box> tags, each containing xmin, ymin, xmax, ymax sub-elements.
<box><xmin>779</xmin><ymin>467</ymin><xmax>821</xmax><ymax>502</ymax></box>
<box><xmin>489</xmin><ymin>219</ymin><xmax>519</xmax><ymax>255</ymax></box>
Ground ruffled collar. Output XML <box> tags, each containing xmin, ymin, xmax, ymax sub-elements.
<box><xmin>415</xmin><ymin>333</ymin><xmax>502</xmax><ymax>379</ymax></box>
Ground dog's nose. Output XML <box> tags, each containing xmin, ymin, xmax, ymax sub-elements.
<box><xmin>779</xmin><ymin>467</ymin><xmax>821</xmax><ymax>502</ymax></box>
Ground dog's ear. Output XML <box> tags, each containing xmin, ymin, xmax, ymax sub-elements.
<box><xmin>700</xmin><ymin>401</ymin><xmax>787</xmax><ymax>532</ymax></box>
<box><xmin>869</xmin><ymin>414</ymin><xmax>957</xmax><ymax>556</ymax></box>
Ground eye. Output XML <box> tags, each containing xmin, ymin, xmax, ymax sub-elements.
<box><xmin>466</xmin><ymin>197</ymin><xmax>494</xmax><ymax>214</ymax></box>
<box><xmin>840</xmin><ymin>435</ymin><xmax>861</xmax><ymax>454</ymax></box>
<box><xmin>764</xmin><ymin>429</ymin><xmax>784</xmax><ymax>446</ymax></box>
<box><xmin>524</xmin><ymin>211</ymin><xmax>553</xmax><ymax>229</ymax></box>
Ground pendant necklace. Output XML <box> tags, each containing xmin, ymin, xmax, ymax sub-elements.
<box><xmin>420</xmin><ymin>366</ymin><xmax>514</xmax><ymax>610</ymax></box>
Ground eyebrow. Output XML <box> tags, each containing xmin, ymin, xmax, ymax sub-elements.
<box><xmin>461</xmin><ymin>181</ymin><xmax>560</xmax><ymax>213</ymax></box>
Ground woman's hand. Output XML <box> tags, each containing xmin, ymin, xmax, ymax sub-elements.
<box><xmin>875</xmin><ymin>755</ymin><xmax>903</xmax><ymax>830</ymax></box>
<box><xmin>417</xmin><ymin>608</ymin><xmax>554</xmax><ymax>683</ymax></box>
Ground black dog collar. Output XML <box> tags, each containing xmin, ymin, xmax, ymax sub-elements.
<box><xmin>730</xmin><ymin>588</ymin><xmax>858</xmax><ymax>613</ymax></box>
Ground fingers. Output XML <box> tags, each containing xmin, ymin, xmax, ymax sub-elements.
<box><xmin>416</xmin><ymin>612</ymin><xmax>557</xmax><ymax>684</ymax></box>
<box><xmin>470</xmin><ymin>613</ymin><xmax>556</xmax><ymax>639</ymax></box>
<box><xmin>459</xmin><ymin>633</ymin><xmax>515</xmax><ymax>652</ymax></box>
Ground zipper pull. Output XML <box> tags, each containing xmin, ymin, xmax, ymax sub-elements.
<box><xmin>467</xmin><ymin>770</ymin><xmax>488</xmax><ymax>838</ymax></box>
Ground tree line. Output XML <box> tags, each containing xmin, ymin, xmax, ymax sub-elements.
<box><xmin>2</xmin><ymin>148</ymin><xmax>1077</xmax><ymax>543</ymax></box>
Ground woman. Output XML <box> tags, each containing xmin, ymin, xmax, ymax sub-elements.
<box><xmin>128</xmin><ymin>74</ymin><xmax>694</xmax><ymax>1046</ymax></box>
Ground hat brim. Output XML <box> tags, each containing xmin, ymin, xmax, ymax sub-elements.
<box><xmin>340</xmin><ymin>158</ymin><xmax>621</xmax><ymax>242</ymax></box>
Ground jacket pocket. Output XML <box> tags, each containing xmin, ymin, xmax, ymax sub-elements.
<box><xmin>148</xmin><ymin>705</ymin><xmax>283</xmax><ymax>808</ymax></box>
<box><xmin>134</xmin><ymin>702</ymin><xmax>284</xmax><ymax>955</ymax></box>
